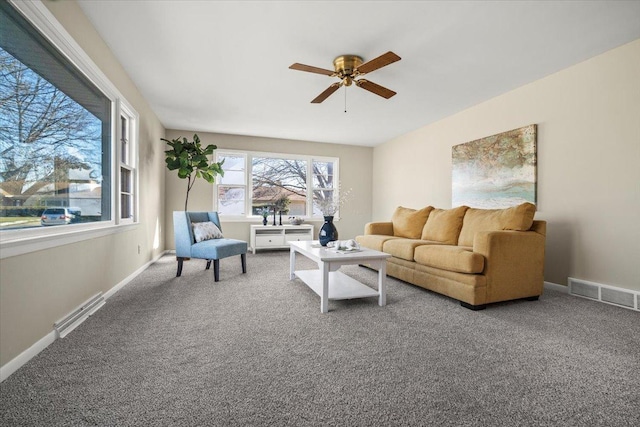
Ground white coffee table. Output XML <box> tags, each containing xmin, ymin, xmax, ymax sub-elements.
<box><xmin>289</xmin><ymin>240</ymin><xmax>391</xmax><ymax>313</ymax></box>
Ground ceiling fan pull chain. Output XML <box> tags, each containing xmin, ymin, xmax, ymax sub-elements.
<box><xmin>344</xmin><ymin>85</ymin><xmax>347</xmax><ymax>113</ymax></box>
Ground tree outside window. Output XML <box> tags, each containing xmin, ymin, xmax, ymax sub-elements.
<box><xmin>0</xmin><ymin>48</ymin><xmax>105</xmax><ymax>229</ymax></box>
<box><xmin>252</xmin><ymin>157</ymin><xmax>307</xmax><ymax>216</ymax></box>
<box><xmin>215</xmin><ymin>151</ymin><xmax>338</xmax><ymax>218</ymax></box>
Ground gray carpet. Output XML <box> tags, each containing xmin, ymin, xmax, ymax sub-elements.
<box><xmin>1</xmin><ymin>251</ymin><xmax>639</xmax><ymax>426</ymax></box>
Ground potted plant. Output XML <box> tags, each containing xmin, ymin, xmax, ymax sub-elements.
<box><xmin>260</xmin><ymin>207</ymin><xmax>270</xmax><ymax>226</ymax></box>
<box><xmin>162</xmin><ymin>134</ymin><xmax>224</xmax><ymax>211</ymax></box>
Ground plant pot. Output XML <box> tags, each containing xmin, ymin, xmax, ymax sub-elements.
<box><xmin>319</xmin><ymin>215</ymin><xmax>338</xmax><ymax>246</ymax></box>
<box><xmin>262</xmin><ymin>217</ymin><xmax>268</xmax><ymax>226</ymax></box>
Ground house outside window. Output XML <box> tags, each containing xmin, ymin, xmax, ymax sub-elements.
<box><xmin>214</xmin><ymin>150</ymin><xmax>339</xmax><ymax>220</ymax></box>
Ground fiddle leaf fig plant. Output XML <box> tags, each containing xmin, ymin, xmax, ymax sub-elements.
<box><xmin>162</xmin><ymin>133</ymin><xmax>224</xmax><ymax>211</ymax></box>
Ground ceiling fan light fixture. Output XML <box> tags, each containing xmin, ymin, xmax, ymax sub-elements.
<box><xmin>290</xmin><ymin>51</ymin><xmax>401</xmax><ymax>103</ymax></box>
<box><xmin>333</xmin><ymin>55</ymin><xmax>363</xmax><ymax>77</ymax></box>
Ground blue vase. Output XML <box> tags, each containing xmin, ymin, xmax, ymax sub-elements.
<box><xmin>319</xmin><ymin>216</ymin><xmax>338</xmax><ymax>246</ymax></box>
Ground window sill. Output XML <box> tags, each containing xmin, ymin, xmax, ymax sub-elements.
<box><xmin>0</xmin><ymin>223</ymin><xmax>138</xmax><ymax>260</ymax></box>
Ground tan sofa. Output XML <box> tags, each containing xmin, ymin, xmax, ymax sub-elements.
<box><xmin>356</xmin><ymin>203</ymin><xmax>546</xmax><ymax>310</ymax></box>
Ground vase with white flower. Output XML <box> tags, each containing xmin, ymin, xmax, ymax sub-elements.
<box><xmin>315</xmin><ymin>187</ymin><xmax>351</xmax><ymax>246</ymax></box>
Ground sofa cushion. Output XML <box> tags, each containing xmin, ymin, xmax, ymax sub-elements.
<box><xmin>382</xmin><ymin>239</ymin><xmax>444</xmax><ymax>261</ymax></box>
<box><xmin>364</xmin><ymin>221</ymin><xmax>393</xmax><ymax>236</ymax></box>
<box><xmin>414</xmin><ymin>245</ymin><xmax>484</xmax><ymax>274</ymax></box>
<box><xmin>355</xmin><ymin>235</ymin><xmax>401</xmax><ymax>252</ymax></box>
<box><xmin>420</xmin><ymin>206</ymin><xmax>468</xmax><ymax>244</ymax></box>
<box><xmin>391</xmin><ymin>206</ymin><xmax>434</xmax><ymax>239</ymax></box>
<box><xmin>457</xmin><ymin>202</ymin><xmax>536</xmax><ymax>247</ymax></box>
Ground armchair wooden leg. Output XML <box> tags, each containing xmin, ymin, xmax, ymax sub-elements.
<box><xmin>176</xmin><ymin>257</ymin><xmax>184</xmax><ymax>277</ymax></box>
<box><xmin>206</xmin><ymin>260</ymin><xmax>212</xmax><ymax>270</ymax></box>
<box><xmin>241</xmin><ymin>253</ymin><xmax>247</xmax><ymax>274</ymax></box>
<box><xmin>214</xmin><ymin>259</ymin><xmax>220</xmax><ymax>282</ymax></box>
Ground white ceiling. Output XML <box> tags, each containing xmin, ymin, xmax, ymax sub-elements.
<box><xmin>77</xmin><ymin>1</ymin><xmax>640</xmax><ymax>147</ymax></box>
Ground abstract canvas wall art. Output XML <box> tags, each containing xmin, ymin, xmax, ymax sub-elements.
<box><xmin>452</xmin><ymin>124</ymin><xmax>537</xmax><ymax>209</ymax></box>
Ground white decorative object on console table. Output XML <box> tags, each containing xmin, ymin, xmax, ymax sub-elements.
<box><xmin>250</xmin><ymin>224</ymin><xmax>314</xmax><ymax>254</ymax></box>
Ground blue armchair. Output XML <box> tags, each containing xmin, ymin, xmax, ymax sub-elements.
<box><xmin>173</xmin><ymin>211</ymin><xmax>247</xmax><ymax>281</ymax></box>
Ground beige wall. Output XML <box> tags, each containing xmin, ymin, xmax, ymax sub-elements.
<box><xmin>164</xmin><ymin>130</ymin><xmax>373</xmax><ymax>248</ymax></box>
<box><xmin>373</xmin><ymin>39</ymin><xmax>640</xmax><ymax>292</ymax></box>
<box><xmin>0</xmin><ymin>1</ymin><xmax>166</xmax><ymax>366</ymax></box>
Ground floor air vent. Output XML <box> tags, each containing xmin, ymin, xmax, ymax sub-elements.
<box><xmin>54</xmin><ymin>292</ymin><xmax>105</xmax><ymax>338</ymax></box>
<box><xmin>569</xmin><ymin>278</ymin><xmax>639</xmax><ymax>311</ymax></box>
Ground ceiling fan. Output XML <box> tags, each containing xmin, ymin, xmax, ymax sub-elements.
<box><xmin>289</xmin><ymin>51</ymin><xmax>401</xmax><ymax>103</ymax></box>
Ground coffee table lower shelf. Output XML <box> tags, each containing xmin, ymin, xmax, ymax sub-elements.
<box><xmin>294</xmin><ymin>270</ymin><xmax>379</xmax><ymax>300</ymax></box>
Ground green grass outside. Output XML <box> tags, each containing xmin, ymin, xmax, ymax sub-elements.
<box><xmin>0</xmin><ymin>217</ymin><xmax>40</xmax><ymax>223</ymax></box>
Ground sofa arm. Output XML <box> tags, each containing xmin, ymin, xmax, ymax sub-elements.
<box><xmin>473</xmin><ymin>227</ymin><xmax>546</xmax><ymax>303</ymax></box>
<box><xmin>364</xmin><ymin>221</ymin><xmax>394</xmax><ymax>236</ymax></box>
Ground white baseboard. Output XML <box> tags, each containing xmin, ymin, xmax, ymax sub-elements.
<box><xmin>544</xmin><ymin>281</ymin><xmax>569</xmax><ymax>293</ymax></box>
<box><xmin>0</xmin><ymin>331</ymin><xmax>56</xmax><ymax>383</ymax></box>
<box><xmin>0</xmin><ymin>250</ymin><xmax>169</xmax><ymax>383</ymax></box>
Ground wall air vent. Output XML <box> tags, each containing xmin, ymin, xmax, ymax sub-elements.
<box><xmin>569</xmin><ymin>278</ymin><xmax>639</xmax><ymax>311</ymax></box>
<box><xmin>54</xmin><ymin>292</ymin><xmax>105</xmax><ymax>338</ymax></box>
<box><xmin>570</xmin><ymin>280</ymin><xmax>599</xmax><ymax>299</ymax></box>
<box><xmin>601</xmin><ymin>287</ymin><xmax>635</xmax><ymax>309</ymax></box>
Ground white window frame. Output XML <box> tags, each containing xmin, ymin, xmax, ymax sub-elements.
<box><xmin>117</xmin><ymin>100</ymin><xmax>138</xmax><ymax>224</ymax></box>
<box><xmin>215</xmin><ymin>152</ymin><xmax>248</xmax><ymax>217</ymax></box>
<box><xmin>214</xmin><ymin>149</ymin><xmax>340</xmax><ymax>221</ymax></box>
<box><xmin>0</xmin><ymin>0</ymin><xmax>139</xmax><ymax>259</ymax></box>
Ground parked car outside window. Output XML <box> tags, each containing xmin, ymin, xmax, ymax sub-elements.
<box><xmin>40</xmin><ymin>208</ymin><xmax>79</xmax><ymax>226</ymax></box>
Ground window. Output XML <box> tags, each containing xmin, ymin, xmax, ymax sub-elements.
<box><xmin>215</xmin><ymin>150</ymin><xmax>339</xmax><ymax>219</ymax></box>
<box><xmin>216</xmin><ymin>153</ymin><xmax>246</xmax><ymax>216</ymax></box>
<box><xmin>118</xmin><ymin>104</ymin><xmax>137</xmax><ymax>222</ymax></box>
<box><xmin>0</xmin><ymin>1</ymin><xmax>138</xmax><ymax>252</ymax></box>
<box><xmin>252</xmin><ymin>156</ymin><xmax>308</xmax><ymax>216</ymax></box>
<box><xmin>312</xmin><ymin>160</ymin><xmax>335</xmax><ymax>216</ymax></box>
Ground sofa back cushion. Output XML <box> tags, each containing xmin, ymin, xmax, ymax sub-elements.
<box><xmin>420</xmin><ymin>206</ymin><xmax>468</xmax><ymax>244</ymax></box>
<box><xmin>391</xmin><ymin>206</ymin><xmax>434</xmax><ymax>239</ymax></box>
<box><xmin>457</xmin><ymin>202</ymin><xmax>537</xmax><ymax>246</ymax></box>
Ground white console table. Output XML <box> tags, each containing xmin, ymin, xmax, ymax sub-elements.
<box><xmin>250</xmin><ymin>224</ymin><xmax>314</xmax><ymax>254</ymax></box>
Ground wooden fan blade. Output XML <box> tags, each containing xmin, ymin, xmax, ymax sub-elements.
<box><xmin>311</xmin><ymin>83</ymin><xmax>341</xmax><ymax>103</ymax></box>
<box><xmin>355</xmin><ymin>79</ymin><xmax>397</xmax><ymax>99</ymax></box>
<box><xmin>289</xmin><ymin>63</ymin><xmax>335</xmax><ymax>76</ymax></box>
<box><xmin>356</xmin><ymin>51</ymin><xmax>401</xmax><ymax>74</ymax></box>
